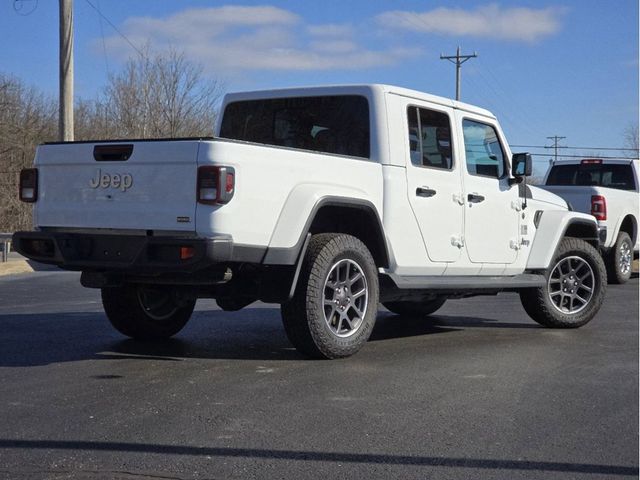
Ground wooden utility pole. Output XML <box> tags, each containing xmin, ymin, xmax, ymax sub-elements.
<box><xmin>440</xmin><ymin>46</ymin><xmax>477</xmax><ymax>101</ymax></box>
<box><xmin>59</xmin><ymin>0</ymin><xmax>74</xmax><ymax>141</ymax></box>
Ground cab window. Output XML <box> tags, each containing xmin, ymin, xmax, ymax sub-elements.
<box><xmin>462</xmin><ymin>119</ymin><xmax>506</xmax><ymax>178</ymax></box>
<box><xmin>220</xmin><ymin>95</ymin><xmax>370</xmax><ymax>158</ymax></box>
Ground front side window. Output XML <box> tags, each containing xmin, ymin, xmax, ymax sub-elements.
<box><xmin>219</xmin><ymin>95</ymin><xmax>370</xmax><ymax>158</ymax></box>
<box><xmin>462</xmin><ymin>119</ymin><xmax>506</xmax><ymax>178</ymax></box>
<box><xmin>407</xmin><ymin>107</ymin><xmax>453</xmax><ymax>169</ymax></box>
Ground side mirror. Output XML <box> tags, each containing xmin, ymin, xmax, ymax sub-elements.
<box><xmin>512</xmin><ymin>153</ymin><xmax>532</xmax><ymax>177</ymax></box>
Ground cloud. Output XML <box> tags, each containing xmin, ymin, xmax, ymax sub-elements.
<box><xmin>376</xmin><ymin>3</ymin><xmax>567</xmax><ymax>43</ymax></box>
<box><xmin>100</xmin><ymin>6</ymin><xmax>415</xmax><ymax>74</ymax></box>
<box><xmin>307</xmin><ymin>24</ymin><xmax>355</xmax><ymax>38</ymax></box>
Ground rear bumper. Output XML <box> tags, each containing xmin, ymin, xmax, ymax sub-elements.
<box><xmin>12</xmin><ymin>231</ymin><xmax>234</xmax><ymax>274</ymax></box>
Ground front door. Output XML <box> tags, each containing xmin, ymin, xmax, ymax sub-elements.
<box><xmin>458</xmin><ymin>115</ymin><xmax>520</xmax><ymax>264</ymax></box>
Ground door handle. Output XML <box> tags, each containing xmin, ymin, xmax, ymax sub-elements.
<box><xmin>416</xmin><ymin>187</ymin><xmax>437</xmax><ymax>198</ymax></box>
<box><xmin>467</xmin><ymin>193</ymin><xmax>485</xmax><ymax>203</ymax></box>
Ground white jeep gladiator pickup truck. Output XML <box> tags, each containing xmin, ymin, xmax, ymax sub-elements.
<box><xmin>541</xmin><ymin>158</ymin><xmax>639</xmax><ymax>284</ymax></box>
<box><xmin>14</xmin><ymin>84</ymin><xmax>607</xmax><ymax>359</ymax></box>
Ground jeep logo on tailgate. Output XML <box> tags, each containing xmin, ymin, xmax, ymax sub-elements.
<box><xmin>89</xmin><ymin>169</ymin><xmax>133</xmax><ymax>191</ymax></box>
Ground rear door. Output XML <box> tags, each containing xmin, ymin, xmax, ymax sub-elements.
<box><xmin>405</xmin><ymin>104</ymin><xmax>463</xmax><ymax>262</ymax></box>
<box><xmin>457</xmin><ymin>113</ymin><xmax>520</xmax><ymax>264</ymax></box>
<box><xmin>35</xmin><ymin>140</ymin><xmax>200</xmax><ymax>232</ymax></box>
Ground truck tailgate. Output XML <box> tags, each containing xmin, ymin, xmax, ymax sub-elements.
<box><xmin>538</xmin><ymin>185</ymin><xmax>596</xmax><ymax>214</ymax></box>
<box><xmin>35</xmin><ymin>140</ymin><xmax>201</xmax><ymax>232</ymax></box>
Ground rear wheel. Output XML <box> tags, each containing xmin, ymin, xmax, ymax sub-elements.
<box><xmin>383</xmin><ymin>297</ymin><xmax>446</xmax><ymax>317</ymax></box>
<box><xmin>520</xmin><ymin>238</ymin><xmax>606</xmax><ymax>328</ymax></box>
<box><xmin>102</xmin><ymin>285</ymin><xmax>195</xmax><ymax>340</ymax></box>
<box><xmin>281</xmin><ymin>233</ymin><xmax>379</xmax><ymax>359</ymax></box>
<box><xmin>606</xmin><ymin>231</ymin><xmax>633</xmax><ymax>284</ymax></box>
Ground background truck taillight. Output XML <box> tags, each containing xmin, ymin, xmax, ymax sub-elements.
<box><xmin>197</xmin><ymin>166</ymin><xmax>235</xmax><ymax>205</ymax></box>
<box><xmin>19</xmin><ymin>168</ymin><xmax>38</xmax><ymax>202</ymax></box>
<box><xmin>591</xmin><ymin>195</ymin><xmax>607</xmax><ymax>221</ymax></box>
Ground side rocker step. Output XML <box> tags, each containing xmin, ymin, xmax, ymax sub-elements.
<box><xmin>383</xmin><ymin>273</ymin><xmax>546</xmax><ymax>291</ymax></box>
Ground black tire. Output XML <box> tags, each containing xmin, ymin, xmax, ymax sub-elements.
<box><xmin>606</xmin><ymin>231</ymin><xmax>633</xmax><ymax>284</ymax></box>
<box><xmin>520</xmin><ymin>237</ymin><xmax>606</xmax><ymax>328</ymax></box>
<box><xmin>101</xmin><ymin>285</ymin><xmax>196</xmax><ymax>340</ymax></box>
<box><xmin>281</xmin><ymin>233</ymin><xmax>379</xmax><ymax>359</ymax></box>
<box><xmin>383</xmin><ymin>297</ymin><xmax>446</xmax><ymax>317</ymax></box>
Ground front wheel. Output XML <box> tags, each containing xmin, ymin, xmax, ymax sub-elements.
<box><xmin>102</xmin><ymin>285</ymin><xmax>196</xmax><ymax>340</ymax></box>
<box><xmin>281</xmin><ymin>233</ymin><xmax>379</xmax><ymax>359</ymax></box>
<box><xmin>520</xmin><ymin>238</ymin><xmax>606</xmax><ymax>328</ymax></box>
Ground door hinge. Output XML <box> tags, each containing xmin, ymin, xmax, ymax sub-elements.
<box><xmin>511</xmin><ymin>200</ymin><xmax>522</xmax><ymax>212</ymax></box>
<box><xmin>451</xmin><ymin>235</ymin><xmax>465</xmax><ymax>248</ymax></box>
<box><xmin>452</xmin><ymin>193</ymin><xmax>465</xmax><ymax>206</ymax></box>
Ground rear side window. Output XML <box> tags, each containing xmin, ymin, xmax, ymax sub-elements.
<box><xmin>546</xmin><ymin>164</ymin><xmax>636</xmax><ymax>190</ymax></box>
<box><xmin>407</xmin><ymin>106</ymin><xmax>453</xmax><ymax>169</ymax></box>
<box><xmin>219</xmin><ymin>95</ymin><xmax>370</xmax><ymax>158</ymax></box>
<box><xmin>462</xmin><ymin>119</ymin><xmax>506</xmax><ymax>178</ymax></box>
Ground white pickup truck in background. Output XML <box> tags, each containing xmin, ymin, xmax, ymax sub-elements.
<box><xmin>541</xmin><ymin>158</ymin><xmax>639</xmax><ymax>284</ymax></box>
<box><xmin>13</xmin><ymin>84</ymin><xmax>608</xmax><ymax>358</ymax></box>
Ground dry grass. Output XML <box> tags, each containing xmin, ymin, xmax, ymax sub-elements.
<box><xmin>0</xmin><ymin>260</ymin><xmax>33</xmax><ymax>276</ymax></box>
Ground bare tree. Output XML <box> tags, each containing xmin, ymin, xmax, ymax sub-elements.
<box><xmin>1</xmin><ymin>50</ymin><xmax>222</xmax><ymax>232</ymax></box>
<box><xmin>78</xmin><ymin>50</ymin><xmax>223</xmax><ymax>140</ymax></box>
<box><xmin>623</xmin><ymin>123</ymin><xmax>639</xmax><ymax>158</ymax></box>
<box><xmin>0</xmin><ymin>74</ymin><xmax>56</xmax><ymax>232</ymax></box>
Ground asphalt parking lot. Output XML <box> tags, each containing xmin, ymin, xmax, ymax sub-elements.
<box><xmin>0</xmin><ymin>270</ymin><xmax>637</xmax><ymax>480</ymax></box>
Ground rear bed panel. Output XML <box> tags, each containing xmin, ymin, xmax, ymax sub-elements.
<box><xmin>34</xmin><ymin>141</ymin><xmax>201</xmax><ymax>232</ymax></box>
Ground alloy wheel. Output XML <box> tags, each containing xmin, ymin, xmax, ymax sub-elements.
<box><xmin>548</xmin><ymin>256</ymin><xmax>595</xmax><ymax>314</ymax></box>
<box><xmin>323</xmin><ymin>259</ymin><xmax>369</xmax><ymax>338</ymax></box>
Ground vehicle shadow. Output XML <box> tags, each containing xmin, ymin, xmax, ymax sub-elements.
<box><xmin>0</xmin><ymin>438</ymin><xmax>635</xmax><ymax>476</ymax></box>
<box><xmin>0</xmin><ymin>307</ymin><xmax>538</xmax><ymax>367</ymax></box>
<box><xmin>371</xmin><ymin>312</ymin><xmax>539</xmax><ymax>342</ymax></box>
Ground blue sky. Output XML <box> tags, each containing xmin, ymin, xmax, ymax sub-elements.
<box><xmin>1</xmin><ymin>0</ymin><xmax>637</xmax><ymax>175</ymax></box>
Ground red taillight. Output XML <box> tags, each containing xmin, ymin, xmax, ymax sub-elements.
<box><xmin>197</xmin><ymin>166</ymin><xmax>235</xmax><ymax>205</ymax></box>
<box><xmin>225</xmin><ymin>172</ymin><xmax>235</xmax><ymax>195</ymax></box>
<box><xmin>19</xmin><ymin>168</ymin><xmax>38</xmax><ymax>203</ymax></box>
<box><xmin>180</xmin><ymin>246</ymin><xmax>195</xmax><ymax>260</ymax></box>
<box><xmin>591</xmin><ymin>195</ymin><xmax>607</xmax><ymax>221</ymax></box>
<box><xmin>581</xmin><ymin>159</ymin><xmax>602</xmax><ymax>165</ymax></box>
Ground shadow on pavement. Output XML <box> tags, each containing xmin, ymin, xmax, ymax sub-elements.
<box><xmin>0</xmin><ymin>439</ymin><xmax>636</xmax><ymax>476</ymax></box>
<box><xmin>0</xmin><ymin>307</ymin><xmax>539</xmax><ymax>367</ymax></box>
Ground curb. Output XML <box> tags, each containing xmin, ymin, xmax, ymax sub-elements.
<box><xmin>0</xmin><ymin>260</ymin><xmax>35</xmax><ymax>277</ymax></box>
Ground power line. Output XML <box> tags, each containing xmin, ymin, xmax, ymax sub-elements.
<box><xmin>475</xmin><ymin>57</ymin><xmax>548</xmax><ymax>140</ymax></box>
<box><xmin>84</xmin><ymin>0</ymin><xmax>145</xmax><ymax>58</ymax></box>
<box><xmin>12</xmin><ymin>0</ymin><xmax>38</xmax><ymax>16</ymax></box>
<box><xmin>546</xmin><ymin>135</ymin><xmax>567</xmax><ymax>165</ymax></box>
<box><xmin>95</xmin><ymin>0</ymin><xmax>110</xmax><ymax>75</ymax></box>
<box><xmin>512</xmin><ymin>144</ymin><xmax>639</xmax><ymax>152</ymax></box>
